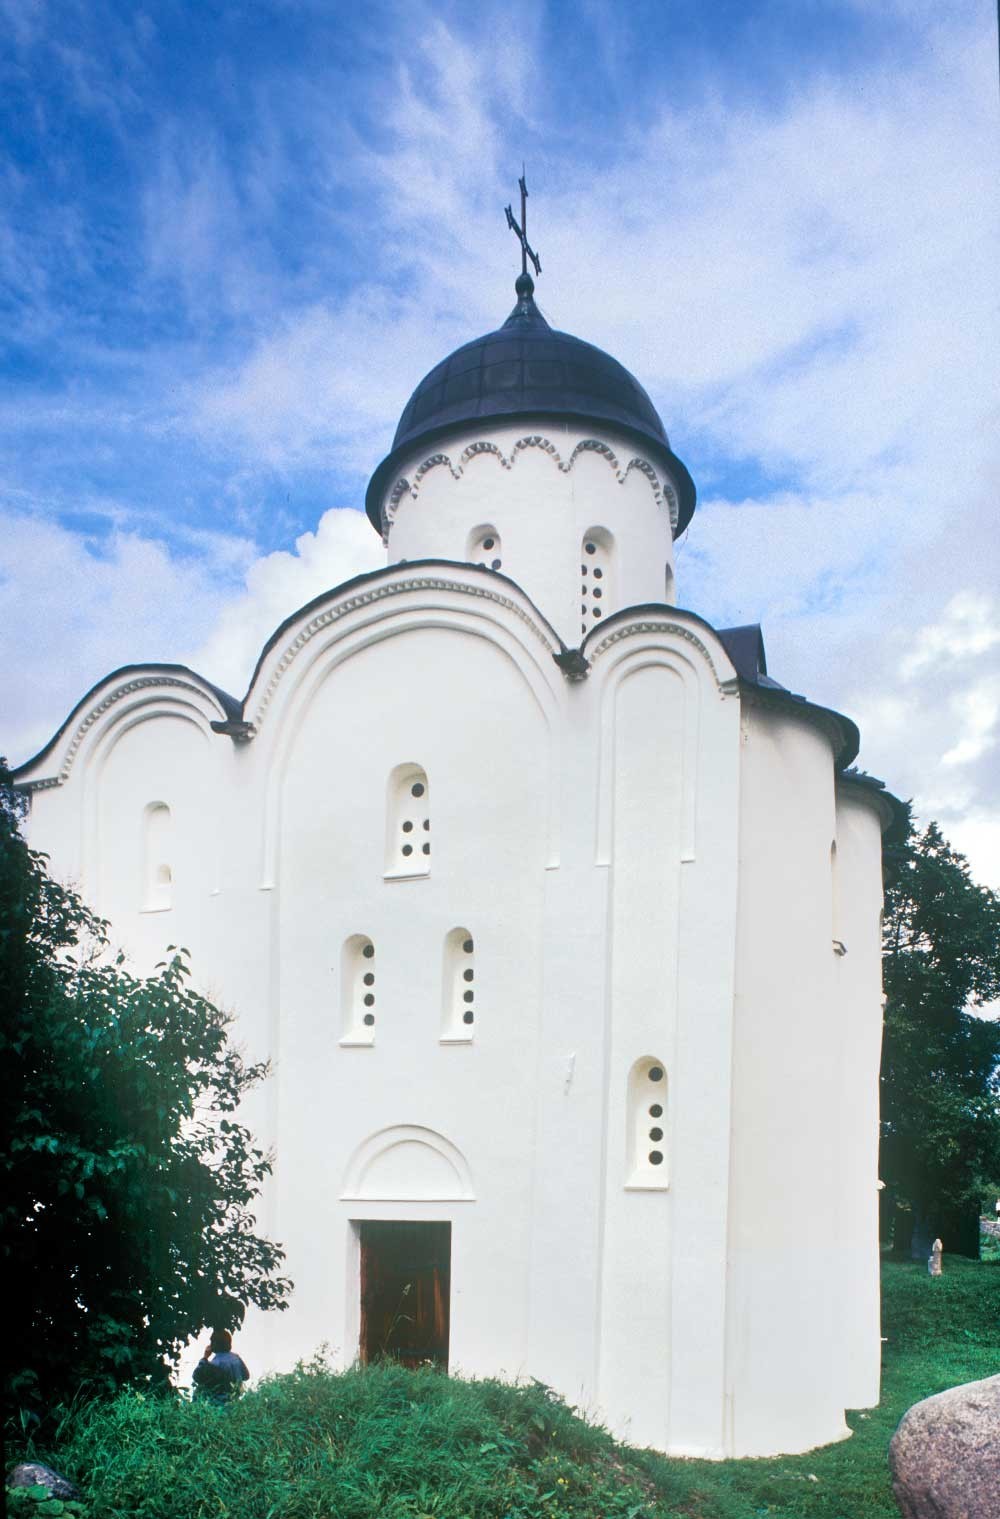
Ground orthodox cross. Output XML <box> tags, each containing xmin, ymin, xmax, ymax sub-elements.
<box><xmin>505</xmin><ymin>172</ymin><xmax>541</xmax><ymax>278</ymax></box>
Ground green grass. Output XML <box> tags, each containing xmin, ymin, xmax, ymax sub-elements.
<box><xmin>11</xmin><ymin>1259</ymin><xmax>999</xmax><ymax>1519</ymax></box>
<box><xmin>980</xmin><ymin>1226</ymin><xmax>1000</xmax><ymax>1263</ymax></box>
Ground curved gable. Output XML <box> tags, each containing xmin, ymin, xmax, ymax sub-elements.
<box><xmin>14</xmin><ymin>664</ymin><xmax>239</xmax><ymax>790</ymax></box>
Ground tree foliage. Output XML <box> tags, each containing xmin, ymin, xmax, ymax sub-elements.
<box><xmin>0</xmin><ymin>763</ymin><xmax>291</xmax><ymax>1417</ymax></box>
<box><xmin>880</xmin><ymin>819</ymin><xmax>1000</xmax><ymax>1253</ymax></box>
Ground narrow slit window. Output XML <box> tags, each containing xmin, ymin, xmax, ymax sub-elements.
<box><xmin>341</xmin><ymin>934</ymin><xmax>376</xmax><ymax>1044</ymax></box>
<box><xmin>468</xmin><ymin>524</ymin><xmax>502</xmax><ymax>572</ymax></box>
<box><xmin>831</xmin><ymin>840</ymin><xmax>846</xmax><ymax>955</ymax></box>
<box><xmin>580</xmin><ymin>528</ymin><xmax>615</xmax><ymax>637</ymax></box>
<box><xmin>386</xmin><ymin>764</ymin><xmax>431</xmax><ymax>877</ymax></box>
<box><xmin>442</xmin><ymin>927</ymin><xmax>475</xmax><ymax>1041</ymax></box>
<box><xmin>626</xmin><ymin>1056</ymin><xmax>669</xmax><ymax>1188</ymax></box>
<box><xmin>142</xmin><ymin>801</ymin><xmax>172</xmax><ymax>911</ymax></box>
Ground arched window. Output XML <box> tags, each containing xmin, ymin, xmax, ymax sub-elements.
<box><xmin>468</xmin><ymin>524</ymin><xmax>502</xmax><ymax>571</ymax></box>
<box><xmin>386</xmin><ymin>764</ymin><xmax>431</xmax><ymax>878</ymax></box>
<box><xmin>142</xmin><ymin>801</ymin><xmax>172</xmax><ymax>911</ymax></box>
<box><xmin>664</xmin><ymin>563</ymin><xmax>676</xmax><ymax>605</ymax></box>
<box><xmin>580</xmin><ymin>528</ymin><xmax>615</xmax><ymax>636</ymax></box>
<box><xmin>626</xmin><ymin>1056</ymin><xmax>669</xmax><ymax>1188</ymax></box>
<box><xmin>341</xmin><ymin>934</ymin><xmax>376</xmax><ymax>1043</ymax></box>
<box><xmin>441</xmin><ymin>927</ymin><xmax>475</xmax><ymax>1041</ymax></box>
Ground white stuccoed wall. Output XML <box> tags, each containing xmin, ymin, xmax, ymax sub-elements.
<box><xmin>18</xmin><ymin>413</ymin><xmax>891</xmax><ymax>1458</ymax></box>
<box><xmin>727</xmin><ymin>701</ymin><xmax>849</xmax><ymax>1455</ymax></box>
<box><xmin>833</xmin><ymin>782</ymin><xmax>887</xmax><ymax>1411</ymax></box>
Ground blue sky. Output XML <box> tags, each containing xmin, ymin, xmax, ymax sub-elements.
<box><xmin>2</xmin><ymin>0</ymin><xmax>999</xmax><ymax>884</ymax></box>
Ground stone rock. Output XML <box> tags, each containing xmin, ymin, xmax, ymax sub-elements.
<box><xmin>6</xmin><ymin>1464</ymin><xmax>79</xmax><ymax>1500</ymax></box>
<box><xmin>889</xmin><ymin>1374</ymin><xmax>1000</xmax><ymax>1519</ymax></box>
<box><xmin>928</xmin><ymin>1238</ymin><xmax>943</xmax><ymax>1277</ymax></box>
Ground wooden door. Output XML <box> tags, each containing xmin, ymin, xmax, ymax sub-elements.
<box><xmin>359</xmin><ymin>1221</ymin><xmax>451</xmax><ymax>1369</ymax></box>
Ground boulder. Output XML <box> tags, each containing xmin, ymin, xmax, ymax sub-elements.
<box><xmin>889</xmin><ymin>1374</ymin><xmax>1000</xmax><ymax>1518</ymax></box>
<box><xmin>6</xmin><ymin>1464</ymin><xmax>79</xmax><ymax>1500</ymax></box>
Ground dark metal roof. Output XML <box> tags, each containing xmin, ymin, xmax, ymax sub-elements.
<box><xmin>717</xmin><ymin>624</ymin><xmax>768</xmax><ymax>682</ymax></box>
<box><xmin>716</xmin><ymin>623</ymin><xmax>792</xmax><ymax>693</ymax></box>
<box><xmin>365</xmin><ymin>274</ymin><xmax>696</xmax><ymax>537</ymax></box>
<box><xmin>839</xmin><ymin>768</ymin><xmax>911</xmax><ymax>843</ymax></box>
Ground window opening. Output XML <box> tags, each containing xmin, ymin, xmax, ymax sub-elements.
<box><xmin>580</xmin><ymin>529</ymin><xmax>614</xmax><ymax>636</ymax></box>
<box><xmin>442</xmin><ymin>928</ymin><xmax>475</xmax><ymax>1040</ymax></box>
<box><xmin>341</xmin><ymin>935</ymin><xmax>377</xmax><ymax>1043</ymax></box>
<box><xmin>831</xmin><ymin>840</ymin><xmax>847</xmax><ymax>955</ymax></box>
<box><xmin>386</xmin><ymin>764</ymin><xmax>431</xmax><ymax>877</ymax></box>
<box><xmin>468</xmin><ymin>524</ymin><xmax>502</xmax><ymax>571</ymax></box>
<box><xmin>626</xmin><ymin>1056</ymin><xmax>669</xmax><ymax>1186</ymax></box>
<box><xmin>142</xmin><ymin>801</ymin><xmax>172</xmax><ymax>912</ymax></box>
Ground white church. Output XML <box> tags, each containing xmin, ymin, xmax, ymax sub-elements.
<box><xmin>16</xmin><ymin>236</ymin><xmax>904</xmax><ymax>1457</ymax></box>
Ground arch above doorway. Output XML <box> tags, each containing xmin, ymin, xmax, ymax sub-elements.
<box><xmin>341</xmin><ymin>1124</ymin><xmax>475</xmax><ymax>1201</ymax></box>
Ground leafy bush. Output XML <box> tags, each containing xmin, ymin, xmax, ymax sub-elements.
<box><xmin>0</xmin><ymin>763</ymin><xmax>289</xmax><ymax>1419</ymax></box>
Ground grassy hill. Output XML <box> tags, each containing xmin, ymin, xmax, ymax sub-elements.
<box><xmin>9</xmin><ymin>1259</ymin><xmax>999</xmax><ymax>1519</ymax></box>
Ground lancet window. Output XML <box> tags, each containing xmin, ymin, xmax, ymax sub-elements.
<box><xmin>386</xmin><ymin>764</ymin><xmax>431</xmax><ymax>877</ymax></box>
<box><xmin>831</xmin><ymin>840</ymin><xmax>847</xmax><ymax>956</ymax></box>
<box><xmin>341</xmin><ymin>934</ymin><xmax>377</xmax><ymax>1043</ymax></box>
<box><xmin>580</xmin><ymin>528</ymin><xmax>614</xmax><ymax>636</ymax></box>
<box><xmin>442</xmin><ymin>928</ymin><xmax>475</xmax><ymax>1040</ymax></box>
<box><xmin>142</xmin><ymin>801</ymin><xmax>172</xmax><ymax>912</ymax></box>
<box><xmin>626</xmin><ymin>1056</ymin><xmax>669</xmax><ymax>1187</ymax></box>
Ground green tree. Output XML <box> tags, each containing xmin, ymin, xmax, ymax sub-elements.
<box><xmin>0</xmin><ymin>762</ymin><xmax>291</xmax><ymax>1418</ymax></box>
<box><xmin>880</xmin><ymin>820</ymin><xmax>1000</xmax><ymax>1257</ymax></box>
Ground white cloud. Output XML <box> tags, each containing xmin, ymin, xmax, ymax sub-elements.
<box><xmin>940</xmin><ymin>682</ymin><xmax>1000</xmax><ymax>769</ymax></box>
<box><xmin>190</xmin><ymin>506</ymin><xmax>383</xmax><ymax>696</ymax></box>
<box><xmin>192</xmin><ymin>296</ymin><xmax>470</xmax><ymax>478</ymax></box>
<box><xmin>839</xmin><ymin>585</ymin><xmax>1000</xmax><ymax>887</ymax></box>
<box><xmin>0</xmin><ymin>510</ymin><xmax>235</xmax><ymax>765</ymax></box>
<box><xmin>946</xmin><ymin>813</ymin><xmax>1000</xmax><ymax>902</ymax></box>
<box><xmin>0</xmin><ymin>505</ymin><xmax>382</xmax><ymax>767</ymax></box>
<box><xmin>901</xmin><ymin>592</ymin><xmax>1000</xmax><ymax>679</ymax></box>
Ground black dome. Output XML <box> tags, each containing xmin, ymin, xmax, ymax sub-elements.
<box><xmin>365</xmin><ymin>275</ymin><xmax>696</xmax><ymax>535</ymax></box>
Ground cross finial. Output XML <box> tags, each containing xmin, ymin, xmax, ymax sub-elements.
<box><xmin>505</xmin><ymin>169</ymin><xmax>541</xmax><ymax>280</ymax></box>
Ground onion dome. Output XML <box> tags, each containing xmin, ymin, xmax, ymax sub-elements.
<box><xmin>365</xmin><ymin>274</ymin><xmax>696</xmax><ymax>535</ymax></box>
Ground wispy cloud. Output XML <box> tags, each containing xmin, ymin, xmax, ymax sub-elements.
<box><xmin>901</xmin><ymin>593</ymin><xmax>1000</xmax><ymax>680</ymax></box>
